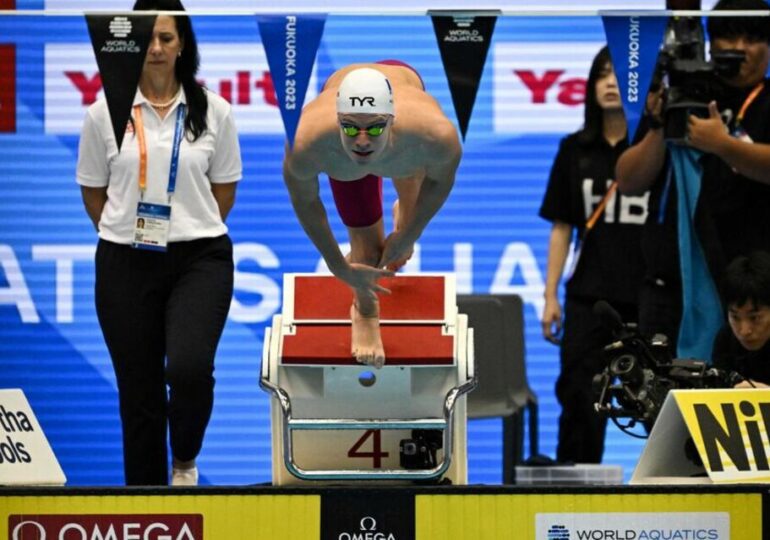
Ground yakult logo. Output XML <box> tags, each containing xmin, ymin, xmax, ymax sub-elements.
<box><xmin>9</xmin><ymin>514</ymin><xmax>203</xmax><ymax>540</ymax></box>
<box><xmin>0</xmin><ymin>44</ymin><xmax>15</xmax><ymax>133</ymax></box>
<box><xmin>44</xmin><ymin>43</ymin><xmax>318</xmax><ymax>134</ymax></box>
<box><xmin>493</xmin><ymin>42</ymin><xmax>602</xmax><ymax>134</ymax></box>
<box><xmin>337</xmin><ymin>516</ymin><xmax>396</xmax><ymax>540</ymax></box>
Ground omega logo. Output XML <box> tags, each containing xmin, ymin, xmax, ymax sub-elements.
<box><xmin>12</xmin><ymin>520</ymin><xmax>45</xmax><ymax>540</ymax></box>
<box><xmin>10</xmin><ymin>516</ymin><xmax>201</xmax><ymax>540</ymax></box>
<box><xmin>360</xmin><ymin>517</ymin><xmax>377</xmax><ymax>531</ymax></box>
<box><xmin>337</xmin><ymin>516</ymin><xmax>396</xmax><ymax>540</ymax></box>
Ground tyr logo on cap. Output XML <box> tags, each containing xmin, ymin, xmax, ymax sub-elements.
<box><xmin>349</xmin><ymin>96</ymin><xmax>376</xmax><ymax>107</ymax></box>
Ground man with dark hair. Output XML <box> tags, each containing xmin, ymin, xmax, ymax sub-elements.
<box><xmin>712</xmin><ymin>251</ymin><xmax>770</xmax><ymax>387</ymax></box>
<box><xmin>616</xmin><ymin>0</ymin><xmax>770</xmax><ymax>355</ymax></box>
<box><xmin>701</xmin><ymin>0</ymin><xmax>770</xmax><ymax>265</ymax></box>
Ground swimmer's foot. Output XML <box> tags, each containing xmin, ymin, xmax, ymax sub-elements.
<box><xmin>350</xmin><ymin>303</ymin><xmax>385</xmax><ymax>369</ymax></box>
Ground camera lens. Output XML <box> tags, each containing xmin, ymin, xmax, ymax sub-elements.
<box><xmin>611</xmin><ymin>354</ymin><xmax>636</xmax><ymax>375</ymax></box>
<box><xmin>611</xmin><ymin>353</ymin><xmax>645</xmax><ymax>389</ymax></box>
<box><xmin>402</xmin><ymin>441</ymin><xmax>417</xmax><ymax>456</ymax></box>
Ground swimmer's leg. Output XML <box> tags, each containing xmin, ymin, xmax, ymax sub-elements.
<box><xmin>387</xmin><ymin>174</ymin><xmax>424</xmax><ymax>270</ymax></box>
<box><xmin>348</xmin><ymin>219</ymin><xmax>386</xmax><ymax>369</ymax></box>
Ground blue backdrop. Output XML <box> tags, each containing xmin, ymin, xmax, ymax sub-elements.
<box><xmin>1</xmin><ymin>2</ymin><xmax>707</xmax><ymax>485</ymax></box>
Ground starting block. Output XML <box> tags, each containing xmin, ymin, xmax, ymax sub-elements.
<box><xmin>260</xmin><ymin>273</ymin><xmax>476</xmax><ymax>484</ymax></box>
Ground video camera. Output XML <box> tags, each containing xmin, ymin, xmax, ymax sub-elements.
<box><xmin>653</xmin><ymin>0</ymin><xmax>744</xmax><ymax>142</ymax></box>
<box><xmin>591</xmin><ymin>301</ymin><xmax>741</xmax><ymax>436</ymax></box>
<box><xmin>399</xmin><ymin>429</ymin><xmax>443</xmax><ymax>470</ymax></box>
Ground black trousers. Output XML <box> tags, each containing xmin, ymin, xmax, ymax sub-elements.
<box><xmin>95</xmin><ymin>235</ymin><xmax>234</xmax><ymax>486</ymax></box>
<box><xmin>555</xmin><ymin>297</ymin><xmax>637</xmax><ymax>464</ymax></box>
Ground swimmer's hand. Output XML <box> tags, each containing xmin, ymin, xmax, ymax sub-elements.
<box><xmin>379</xmin><ymin>230</ymin><xmax>415</xmax><ymax>271</ymax></box>
<box><xmin>338</xmin><ymin>263</ymin><xmax>394</xmax><ymax>301</ymax></box>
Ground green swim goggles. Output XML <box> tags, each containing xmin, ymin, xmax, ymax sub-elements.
<box><xmin>340</xmin><ymin>122</ymin><xmax>387</xmax><ymax>137</ymax></box>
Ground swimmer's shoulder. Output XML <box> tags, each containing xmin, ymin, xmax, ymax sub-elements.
<box><xmin>286</xmin><ymin>109</ymin><xmax>339</xmax><ymax>176</ymax></box>
<box><xmin>294</xmin><ymin>96</ymin><xmax>337</xmax><ymax>146</ymax></box>
<box><xmin>397</xmin><ymin>96</ymin><xmax>458</xmax><ymax>143</ymax></box>
<box><xmin>397</xmin><ymin>104</ymin><xmax>461</xmax><ymax>166</ymax></box>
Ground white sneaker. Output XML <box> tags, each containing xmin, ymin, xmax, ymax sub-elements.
<box><xmin>171</xmin><ymin>466</ymin><xmax>199</xmax><ymax>486</ymax></box>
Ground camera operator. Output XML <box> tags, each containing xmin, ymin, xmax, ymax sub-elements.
<box><xmin>616</xmin><ymin>0</ymin><xmax>770</xmax><ymax>353</ymax></box>
<box><xmin>712</xmin><ymin>251</ymin><xmax>770</xmax><ymax>387</ymax></box>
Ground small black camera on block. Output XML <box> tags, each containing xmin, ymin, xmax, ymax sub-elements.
<box><xmin>399</xmin><ymin>429</ymin><xmax>443</xmax><ymax>469</ymax></box>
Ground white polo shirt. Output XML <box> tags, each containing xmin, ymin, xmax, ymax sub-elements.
<box><xmin>76</xmin><ymin>87</ymin><xmax>242</xmax><ymax>244</ymax></box>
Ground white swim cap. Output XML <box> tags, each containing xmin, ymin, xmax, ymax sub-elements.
<box><xmin>336</xmin><ymin>68</ymin><xmax>394</xmax><ymax>116</ymax></box>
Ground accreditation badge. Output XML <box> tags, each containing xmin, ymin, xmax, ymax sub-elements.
<box><xmin>132</xmin><ymin>201</ymin><xmax>171</xmax><ymax>251</ymax></box>
<box><xmin>732</xmin><ymin>125</ymin><xmax>753</xmax><ymax>144</ymax></box>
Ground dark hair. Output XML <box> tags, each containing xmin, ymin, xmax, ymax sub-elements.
<box><xmin>133</xmin><ymin>0</ymin><xmax>208</xmax><ymax>140</ymax></box>
<box><xmin>578</xmin><ymin>46</ymin><xmax>622</xmax><ymax>145</ymax></box>
<box><xmin>707</xmin><ymin>0</ymin><xmax>770</xmax><ymax>44</ymax></box>
<box><xmin>722</xmin><ymin>251</ymin><xmax>770</xmax><ymax>309</ymax></box>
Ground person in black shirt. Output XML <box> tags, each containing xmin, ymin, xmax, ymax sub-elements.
<box><xmin>617</xmin><ymin>0</ymin><xmax>770</xmax><ymax>355</ymax></box>
<box><xmin>540</xmin><ymin>46</ymin><xmax>649</xmax><ymax>464</ymax></box>
<box><xmin>712</xmin><ymin>251</ymin><xmax>770</xmax><ymax>387</ymax></box>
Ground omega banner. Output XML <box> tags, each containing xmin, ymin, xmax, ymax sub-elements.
<box><xmin>321</xmin><ymin>491</ymin><xmax>414</xmax><ymax>540</ymax></box>
<box><xmin>1</xmin><ymin>492</ymin><xmax>763</xmax><ymax>539</ymax></box>
<box><xmin>8</xmin><ymin>515</ymin><xmax>202</xmax><ymax>540</ymax></box>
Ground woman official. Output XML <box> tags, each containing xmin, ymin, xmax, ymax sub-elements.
<box><xmin>76</xmin><ymin>0</ymin><xmax>242</xmax><ymax>485</ymax></box>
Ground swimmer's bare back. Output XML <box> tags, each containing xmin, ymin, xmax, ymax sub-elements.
<box><xmin>323</xmin><ymin>62</ymin><xmax>424</xmax><ymax>93</ymax></box>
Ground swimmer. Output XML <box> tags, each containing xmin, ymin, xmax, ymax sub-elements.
<box><xmin>283</xmin><ymin>61</ymin><xmax>461</xmax><ymax>368</ymax></box>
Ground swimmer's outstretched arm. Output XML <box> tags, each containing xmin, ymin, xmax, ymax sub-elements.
<box><xmin>283</xmin><ymin>157</ymin><xmax>393</xmax><ymax>298</ymax></box>
<box><xmin>379</xmin><ymin>127</ymin><xmax>462</xmax><ymax>269</ymax></box>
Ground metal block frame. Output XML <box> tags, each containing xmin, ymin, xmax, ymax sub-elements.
<box><xmin>260</xmin><ymin>273</ymin><xmax>476</xmax><ymax>484</ymax></box>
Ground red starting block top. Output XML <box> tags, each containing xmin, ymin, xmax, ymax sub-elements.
<box><xmin>280</xmin><ymin>274</ymin><xmax>456</xmax><ymax>365</ymax></box>
<box><xmin>289</xmin><ymin>275</ymin><xmax>448</xmax><ymax>321</ymax></box>
<box><xmin>281</xmin><ymin>325</ymin><xmax>454</xmax><ymax>365</ymax></box>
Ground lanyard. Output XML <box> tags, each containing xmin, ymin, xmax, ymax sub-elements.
<box><xmin>133</xmin><ymin>103</ymin><xmax>186</xmax><ymax>199</ymax></box>
<box><xmin>736</xmin><ymin>82</ymin><xmax>764</xmax><ymax>128</ymax></box>
<box><xmin>585</xmin><ymin>181</ymin><xmax>618</xmax><ymax>232</ymax></box>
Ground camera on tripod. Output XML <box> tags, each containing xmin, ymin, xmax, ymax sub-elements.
<box><xmin>591</xmin><ymin>301</ymin><xmax>741</xmax><ymax>434</ymax></box>
<box><xmin>652</xmin><ymin>0</ymin><xmax>744</xmax><ymax>142</ymax></box>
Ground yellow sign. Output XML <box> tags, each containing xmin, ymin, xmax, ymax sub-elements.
<box><xmin>416</xmin><ymin>493</ymin><xmax>761</xmax><ymax>540</ymax></box>
<box><xmin>0</xmin><ymin>491</ymin><xmax>762</xmax><ymax>540</ymax></box>
<box><xmin>675</xmin><ymin>389</ymin><xmax>770</xmax><ymax>483</ymax></box>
